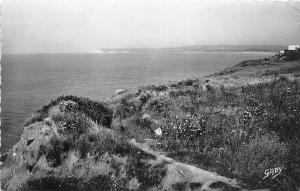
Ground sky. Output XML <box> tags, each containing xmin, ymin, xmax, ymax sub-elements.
<box><xmin>2</xmin><ymin>0</ymin><xmax>300</xmax><ymax>54</ymax></box>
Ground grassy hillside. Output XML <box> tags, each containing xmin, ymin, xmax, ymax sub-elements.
<box><xmin>106</xmin><ymin>56</ymin><xmax>300</xmax><ymax>190</ymax></box>
<box><xmin>108</xmin><ymin>79</ymin><xmax>300</xmax><ymax>190</ymax></box>
<box><xmin>1</xmin><ymin>55</ymin><xmax>300</xmax><ymax>190</ymax></box>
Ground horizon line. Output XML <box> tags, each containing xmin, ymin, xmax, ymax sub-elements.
<box><xmin>1</xmin><ymin>44</ymin><xmax>289</xmax><ymax>55</ymax></box>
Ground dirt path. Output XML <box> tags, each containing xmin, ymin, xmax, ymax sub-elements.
<box><xmin>130</xmin><ymin>139</ymin><xmax>246</xmax><ymax>191</ymax></box>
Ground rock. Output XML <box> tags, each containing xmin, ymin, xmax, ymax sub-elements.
<box><xmin>154</xmin><ymin>127</ymin><xmax>162</xmax><ymax>136</ymax></box>
<box><xmin>44</xmin><ymin>117</ymin><xmax>52</xmax><ymax>126</ymax></box>
<box><xmin>141</xmin><ymin>113</ymin><xmax>151</xmax><ymax>120</ymax></box>
<box><xmin>110</xmin><ymin>118</ymin><xmax>125</xmax><ymax>131</ymax></box>
<box><xmin>114</xmin><ymin>89</ymin><xmax>126</xmax><ymax>95</ymax></box>
<box><xmin>0</xmin><ymin>152</ymin><xmax>8</xmax><ymax>166</ymax></box>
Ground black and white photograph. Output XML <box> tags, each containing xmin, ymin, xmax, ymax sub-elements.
<box><xmin>1</xmin><ymin>0</ymin><xmax>300</xmax><ymax>190</ymax></box>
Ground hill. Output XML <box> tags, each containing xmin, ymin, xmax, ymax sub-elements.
<box><xmin>1</xmin><ymin>54</ymin><xmax>300</xmax><ymax>191</ymax></box>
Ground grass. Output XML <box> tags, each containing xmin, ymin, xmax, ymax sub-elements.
<box><xmin>34</xmin><ymin>99</ymin><xmax>123</xmax><ymax>167</ymax></box>
<box><xmin>22</xmin><ymin>175</ymin><xmax>127</xmax><ymax>191</ymax></box>
<box><xmin>24</xmin><ymin>102</ymin><xmax>168</xmax><ymax>191</ymax></box>
<box><xmin>40</xmin><ymin>136</ymin><xmax>72</xmax><ymax>167</ymax></box>
<box><xmin>20</xmin><ymin>71</ymin><xmax>300</xmax><ymax>190</ymax></box>
<box><xmin>76</xmin><ymin>128</ymin><xmax>124</xmax><ymax>159</ymax></box>
<box><xmin>41</xmin><ymin>112</ymin><xmax>125</xmax><ymax>163</ymax></box>
<box><xmin>110</xmin><ymin>76</ymin><xmax>300</xmax><ymax>190</ymax></box>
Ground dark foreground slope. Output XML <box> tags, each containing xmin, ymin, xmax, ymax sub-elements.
<box><xmin>1</xmin><ymin>54</ymin><xmax>300</xmax><ymax>191</ymax></box>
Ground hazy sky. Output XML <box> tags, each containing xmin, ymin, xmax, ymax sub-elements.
<box><xmin>2</xmin><ymin>0</ymin><xmax>300</xmax><ymax>53</ymax></box>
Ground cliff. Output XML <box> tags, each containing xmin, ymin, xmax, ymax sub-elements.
<box><xmin>1</xmin><ymin>55</ymin><xmax>300</xmax><ymax>191</ymax></box>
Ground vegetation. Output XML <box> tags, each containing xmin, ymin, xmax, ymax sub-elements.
<box><xmin>15</xmin><ymin>57</ymin><xmax>300</xmax><ymax>190</ymax></box>
<box><xmin>111</xmin><ymin>76</ymin><xmax>300</xmax><ymax>190</ymax></box>
<box><xmin>24</xmin><ymin>100</ymin><xmax>168</xmax><ymax>190</ymax></box>
<box><xmin>25</xmin><ymin>95</ymin><xmax>113</xmax><ymax>127</ymax></box>
<box><xmin>40</xmin><ymin>103</ymin><xmax>126</xmax><ymax>164</ymax></box>
<box><xmin>22</xmin><ymin>175</ymin><xmax>127</xmax><ymax>191</ymax></box>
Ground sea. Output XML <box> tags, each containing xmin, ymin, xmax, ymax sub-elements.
<box><xmin>1</xmin><ymin>50</ymin><xmax>275</xmax><ymax>153</ymax></box>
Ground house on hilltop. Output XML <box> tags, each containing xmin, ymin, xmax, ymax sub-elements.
<box><xmin>279</xmin><ymin>44</ymin><xmax>300</xmax><ymax>61</ymax></box>
<box><xmin>288</xmin><ymin>45</ymin><xmax>300</xmax><ymax>50</ymax></box>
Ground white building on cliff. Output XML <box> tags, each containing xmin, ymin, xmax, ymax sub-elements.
<box><xmin>288</xmin><ymin>45</ymin><xmax>300</xmax><ymax>51</ymax></box>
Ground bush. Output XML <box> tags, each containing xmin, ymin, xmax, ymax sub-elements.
<box><xmin>144</xmin><ymin>96</ymin><xmax>171</xmax><ymax>116</ymax></box>
<box><xmin>114</xmin><ymin>98</ymin><xmax>138</xmax><ymax>119</ymax></box>
<box><xmin>89</xmin><ymin>129</ymin><xmax>120</xmax><ymax>158</ymax></box>
<box><xmin>151</xmin><ymin>85</ymin><xmax>168</xmax><ymax>92</ymax></box>
<box><xmin>119</xmin><ymin>115</ymin><xmax>154</xmax><ymax>141</ymax></box>
<box><xmin>74</xmin><ymin>127</ymin><xmax>127</xmax><ymax>159</ymax></box>
<box><xmin>163</xmin><ymin>113</ymin><xmax>206</xmax><ymax>151</ymax></box>
<box><xmin>26</xmin><ymin>95</ymin><xmax>113</xmax><ymax>127</ymax></box>
<box><xmin>178</xmin><ymin>79</ymin><xmax>197</xmax><ymax>86</ymax></box>
<box><xmin>23</xmin><ymin>175</ymin><xmax>125</xmax><ymax>191</ymax></box>
<box><xmin>138</xmin><ymin>92</ymin><xmax>152</xmax><ymax>104</ymax></box>
<box><xmin>41</xmin><ymin>125</ymin><xmax>125</xmax><ymax>163</ymax></box>
<box><xmin>49</xmin><ymin>107</ymin><xmax>64</xmax><ymax>123</ymax></box>
<box><xmin>41</xmin><ymin>136</ymin><xmax>72</xmax><ymax>167</ymax></box>
<box><xmin>50</xmin><ymin>109</ymin><xmax>93</xmax><ymax>136</ymax></box>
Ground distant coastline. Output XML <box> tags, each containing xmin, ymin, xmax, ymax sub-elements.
<box><xmin>3</xmin><ymin>45</ymin><xmax>285</xmax><ymax>55</ymax></box>
<box><xmin>178</xmin><ymin>51</ymin><xmax>276</xmax><ymax>54</ymax></box>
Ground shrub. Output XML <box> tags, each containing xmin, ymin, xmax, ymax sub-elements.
<box><xmin>74</xmin><ymin>127</ymin><xmax>127</xmax><ymax>159</ymax></box>
<box><xmin>58</xmin><ymin>100</ymin><xmax>79</xmax><ymax>112</ymax></box>
<box><xmin>144</xmin><ymin>96</ymin><xmax>171</xmax><ymax>116</ymax></box>
<box><xmin>163</xmin><ymin>114</ymin><xmax>206</xmax><ymax>150</ymax></box>
<box><xmin>50</xmin><ymin>110</ymin><xmax>93</xmax><ymax>137</ymax></box>
<box><xmin>138</xmin><ymin>92</ymin><xmax>152</xmax><ymax>104</ymax></box>
<box><xmin>120</xmin><ymin>115</ymin><xmax>154</xmax><ymax>141</ymax></box>
<box><xmin>24</xmin><ymin>112</ymin><xmax>47</xmax><ymax>126</ymax></box>
<box><xmin>24</xmin><ymin>175</ymin><xmax>124</xmax><ymax>191</ymax></box>
<box><xmin>41</xmin><ymin>126</ymin><xmax>125</xmax><ymax>163</ymax></box>
<box><xmin>49</xmin><ymin>106</ymin><xmax>64</xmax><ymax>123</ymax></box>
<box><xmin>37</xmin><ymin>95</ymin><xmax>113</xmax><ymax>127</ymax></box>
<box><xmin>75</xmin><ymin>134</ymin><xmax>92</xmax><ymax>158</ymax></box>
<box><xmin>41</xmin><ymin>136</ymin><xmax>72</xmax><ymax>167</ymax></box>
<box><xmin>178</xmin><ymin>79</ymin><xmax>197</xmax><ymax>86</ymax></box>
<box><xmin>151</xmin><ymin>85</ymin><xmax>168</xmax><ymax>92</ymax></box>
<box><xmin>89</xmin><ymin>129</ymin><xmax>120</xmax><ymax>158</ymax></box>
<box><xmin>114</xmin><ymin>98</ymin><xmax>138</xmax><ymax>119</ymax></box>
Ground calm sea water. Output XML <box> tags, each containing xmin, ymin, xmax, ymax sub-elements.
<box><xmin>1</xmin><ymin>51</ymin><xmax>274</xmax><ymax>153</ymax></box>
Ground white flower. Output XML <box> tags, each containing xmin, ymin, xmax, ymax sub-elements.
<box><xmin>155</xmin><ymin>128</ymin><xmax>162</xmax><ymax>136</ymax></box>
